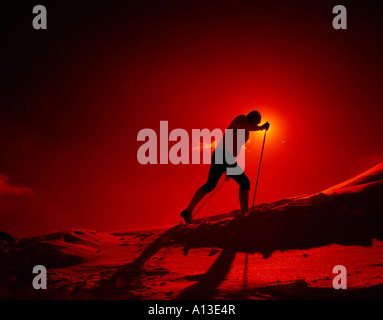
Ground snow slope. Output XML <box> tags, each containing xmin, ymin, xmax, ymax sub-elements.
<box><xmin>1</xmin><ymin>163</ymin><xmax>382</xmax><ymax>299</ymax></box>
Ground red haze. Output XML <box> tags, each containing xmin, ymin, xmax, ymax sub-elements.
<box><xmin>1</xmin><ymin>1</ymin><xmax>383</xmax><ymax>237</ymax></box>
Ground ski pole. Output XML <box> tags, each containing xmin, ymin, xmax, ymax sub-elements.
<box><xmin>251</xmin><ymin>130</ymin><xmax>267</xmax><ymax>209</ymax></box>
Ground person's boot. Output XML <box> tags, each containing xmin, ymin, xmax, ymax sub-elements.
<box><xmin>180</xmin><ymin>209</ymin><xmax>192</xmax><ymax>224</ymax></box>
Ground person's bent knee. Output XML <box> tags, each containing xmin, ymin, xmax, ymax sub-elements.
<box><xmin>239</xmin><ymin>179</ymin><xmax>250</xmax><ymax>191</ymax></box>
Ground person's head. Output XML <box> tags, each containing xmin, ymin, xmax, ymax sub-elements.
<box><xmin>246</xmin><ymin>110</ymin><xmax>261</xmax><ymax>124</ymax></box>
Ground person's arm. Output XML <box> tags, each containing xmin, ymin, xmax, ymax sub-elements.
<box><xmin>233</xmin><ymin>115</ymin><xmax>270</xmax><ymax>131</ymax></box>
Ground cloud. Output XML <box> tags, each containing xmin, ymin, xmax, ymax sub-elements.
<box><xmin>0</xmin><ymin>173</ymin><xmax>32</xmax><ymax>195</ymax></box>
<box><xmin>192</xmin><ymin>139</ymin><xmax>216</xmax><ymax>151</ymax></box>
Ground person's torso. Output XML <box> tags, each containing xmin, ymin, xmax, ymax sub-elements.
<box><xmin>216</xmin><ymin>118</ymin><xmax>249</xmax><ymax>158</ymax></box>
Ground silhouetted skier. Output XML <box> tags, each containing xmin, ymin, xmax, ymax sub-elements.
<box><xmin>181</xmin><ymin>110</ymin><xmax>270</xmax><ymax>223</ymax></box>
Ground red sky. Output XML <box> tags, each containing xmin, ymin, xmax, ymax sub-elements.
<box><xmin>1</xmin><ymin>1</ymin><xmax>383</xmax><ymax>237</ymax></box>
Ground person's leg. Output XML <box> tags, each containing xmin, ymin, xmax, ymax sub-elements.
<box><xmin>230</xmin><ymin>171</ymin><xmax>251</xmax><ymax>214</ymax></box>
<box><xmin>185</xmin><ymin>187</ymin><xmax>207</xmax><ymax>214</ymax></box>
<box><xmin>239</xmin><ymin>189</ymin><xmax>249</xmax><ymax>214</ymax></box>
<box><xmin>184</xmin><ymin>163</ymin><xmax>225</xmax><ymax>214</ymax></box>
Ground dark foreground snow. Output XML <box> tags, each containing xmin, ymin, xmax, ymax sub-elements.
<box><xmin>1</xmin><ymin>163</ymin><xmax>383</xmax><ymax>299</ymax></box>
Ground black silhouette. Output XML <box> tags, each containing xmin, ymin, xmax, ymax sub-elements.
<box><xmin>181</xmin><ymin>111</ymin><xmax>270</xmax><ymax>223</ymax></box>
